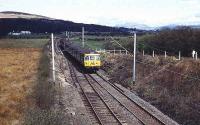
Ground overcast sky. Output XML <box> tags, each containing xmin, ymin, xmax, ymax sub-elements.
<box><xmin>0</xmin><ymin>0</ymin><xmax>200</xmax><ymax>27</ymax></box>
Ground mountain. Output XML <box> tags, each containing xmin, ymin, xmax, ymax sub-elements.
<box><xmin>116</xmin><ymin>22</ymin><xmax>155</xmax><ymax>30</ymax></box>
<box><xmin>0</xmin><ymin>11</ymin><xmax>52</xmax><ymax>19</ymax></box>
<box><xmin>0</xmin><ymin>11</ymin><xmax>130</xmax><ymax>36</ymax></box>
<box><xmin>117</xmin><ymin>21</ymin><xmax>200</xmax><ymax>31</ymax></box>
<box><xmin>159</xmin><ymin>24</ymin><xmax>200</xmax><ymax>30</ymax></box>
<box><xmin>189</xmin><ymin>25</ymin><xmax>200</xmax><ymax>29</ymax></box>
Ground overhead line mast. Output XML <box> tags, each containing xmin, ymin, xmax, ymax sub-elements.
<box><xmin>133</xmin><ymin>32</ymin><xmax>137</xmax><ymax>83</ymax></box>
<box><xmin>82</xmin><ymin>27</ymin><xmax>85</xmax><ymax>48</ymax></box>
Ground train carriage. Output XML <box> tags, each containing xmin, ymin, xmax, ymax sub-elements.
<box><xmin>60</xmin><ymin>39</ymin><xmax>101</xmax><ymax>70</ymax></box>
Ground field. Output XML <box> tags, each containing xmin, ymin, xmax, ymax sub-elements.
<box><xmin>0</xmin><ymin>39</ymin><xmax>48</xmax><ymax>125</ymax></box>
<box><xmin>0</xmin><ymin>39</ymin><xmax>48</xmax><ymax>48</ymax></box>
<box><xmin>71</xmin><ymin>37</ymin><xmax>105</xmax><ymax>50</ymax></box>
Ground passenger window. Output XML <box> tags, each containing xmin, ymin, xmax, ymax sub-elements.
<box><xmin>85</xmin><ymin>56</ymin><xmax>89</xmax><ymax>60</ymax></box>
<box><xmin>90</xmin><ymin>56</ymin><xmax>95</xmax><ymax>60</ymax></box>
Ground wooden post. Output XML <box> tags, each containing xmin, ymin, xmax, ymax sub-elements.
<box><xmin>153</xmin><ymin>50</ymin><xmax>155</xmax><ymax>57</ymax></box>
<box><xmin>114</xmin><ymin>49</ymin><xmax>115</xmax><ymax>55</ymax></box>
<box><xmin>143</xmin><ymin>50</ymin><xmax>144</xmax><ymax>56</ymax></box>
<box><xmin>165</xmin><ymin>51</ymin><xmax>167</xmax><ymax>59</ymax></box>
<box><xmin>179</xmin><ymin>51</ymin><xmax>181</xmax><ymax>60</ymax></box>
<box><xmin>196</xmin><ymin>52</ymin><xmax>198</xmax><ymax>60</ymax></box>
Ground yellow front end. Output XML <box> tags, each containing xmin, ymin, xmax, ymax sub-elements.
<box><xmin>84</xmin><ymin>54</ymin><xmax>101</xmax><ymax>68</ymax></box>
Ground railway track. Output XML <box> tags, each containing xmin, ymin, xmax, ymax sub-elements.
<box><xmin>67</xmin><ymin>61</ymin><xmax>126</xmax><ymax>125</ymax></box>
<box><xmin>55</xmin><ymin>39</ymin><xmax>178</xmax><ymax>125</ymax></box>
<box><xmin>66</xmin><ymin>59</ymin><xmax>169</xmax><ymax>125</ymax></box>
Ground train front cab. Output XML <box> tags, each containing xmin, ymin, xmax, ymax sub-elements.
<box><xmin>84</xmin><ymin>53</ymin><xmax>101</xmax><ymax>70</ymax></box>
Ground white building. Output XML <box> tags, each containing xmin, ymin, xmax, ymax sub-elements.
<box><xmin>8</xmin><ymin>31</ymin><xmax>31</xmax><ymax>36</ymax></box>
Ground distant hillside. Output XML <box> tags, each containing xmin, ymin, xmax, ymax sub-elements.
<box><xmin>0</xmin><ymin>11</ymin><xmax>131</xmax><ymax>36</ymax></box>
<box><xmin>116</xmin><ymin>22</ymin><xmax>154</xmax><ymax>30</ymax></box>
<box><xmin>0</xmin><ymin>11</ymin><xmax>52</xmax><ymax>19</ymax></box>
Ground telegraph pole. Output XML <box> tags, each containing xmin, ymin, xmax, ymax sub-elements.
<box><xmin>133</xmin><ymin>32</ymin><xmax>136</xmax><ymax>83</ymax></box>
<box><xmin>82</xmin><ymin>27</ymin><xmax>85</xmax><ymax>47</ymax></box>
<box><xmin>51</xmin><ymin>33</ymin><xmax>55</xmax><ymax>82</ymax></box>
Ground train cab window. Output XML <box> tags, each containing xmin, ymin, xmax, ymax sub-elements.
<box><xmin>84</xmin><ymin>56</ymin><xmax>89</xmax><ymax>61</ymax></box>
<box><xmin>90</xmin><ymin>56</ymin><xmax>95</xmax><ymax>60</ymax></box>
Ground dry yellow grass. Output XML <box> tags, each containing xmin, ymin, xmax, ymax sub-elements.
<box><xmin>0</xmin><ymin>48</ymin><xmax>42</xmax><ymax>125</ymax></box>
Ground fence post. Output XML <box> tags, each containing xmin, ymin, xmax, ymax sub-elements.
<box><xmin>165</xmin><ymin>51</ymin><xmax>167</xmax><ymax>59</ymax></box>
<box><xmin>143</xmin><ymin>50</ymin><xmax>144</xmax><ymax>56</ymax></box>
<box><xmin>114</xmin><ymin>49</ymin><xmax>115</xmax><ymax>55</ymax></box>
<box><xmin>196</xmin><ymin>52</ymin><xmax>198</xmax><ymax>60</ymax></box>
<box><xmin>153</xmin><ymin>50</ymin><xmax>155</xmax><ymax>57</ymax></box>
<box><xmin>179</xmin><ymin>51</ymin><xmax>181</xmax><ymax>60</ymax></box>
<box><xmin>120</xmin><ymin>50</ymin><xmax>121</xmax><ymax>55</ymax></box>
<box><xmin>126</xmin><ymin>50</ymin><xmax>128</xmax><ymax>55</ymax></box>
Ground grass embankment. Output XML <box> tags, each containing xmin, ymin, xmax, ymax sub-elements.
<box><xmin>24</xmin><ymin>47</ymin><xmax>69</xmax><ymax>125</ymax></box>
<box><xmin>102</xmin><ymin>54</ymin><xmax>200</xmax><ymax>125</ymax></box>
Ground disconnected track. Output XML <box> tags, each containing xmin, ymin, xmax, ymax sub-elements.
<box><xmin>55</xmin><ymin>38</ymin><xmax>179</xmax><ymax>125</ymax></box>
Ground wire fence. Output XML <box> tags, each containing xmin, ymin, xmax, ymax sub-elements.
<box><xmin>96</xmin><ymin>49</ymin><xmax>129</xmax><ymax>55</ymax></box>
<box><xmin>104</xmin><ymin>36</ymin><xmax>200</xmax><ymax>83</ymax></box>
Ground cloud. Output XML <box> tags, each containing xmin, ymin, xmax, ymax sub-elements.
<box><xmin>180</xmin><ymin>0</ymin><xmax>200</xmax><ymax>4</ymax></box>
<box><xmin>196</xmin><ymin>14</ymin><xmax>200</xmax><ymax>18</ymax></box>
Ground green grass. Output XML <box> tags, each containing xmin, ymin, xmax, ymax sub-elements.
<box><xmin>72</xmin><ymin>39</ymin><xmax>105</xmax><ymax>50</ymax></box>
<box><xmin>0</xmin><ymin>39</ymin><xmax>49</xmax><ymax>48</ymax></box>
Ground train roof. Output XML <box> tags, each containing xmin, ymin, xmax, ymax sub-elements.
<box><xmin>60</xmin><ymin>39</ymin><xmax>98</xmax><ymax>54</ymax></box>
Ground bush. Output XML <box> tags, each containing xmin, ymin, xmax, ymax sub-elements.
<box><xmin>104</xmin><ymin>27</ymin><xmax>200</xmax><ymax>57</ymax></box>
<box><xmin>139</xmin><ymin>27</ymin><xmax>200</xmax><ymax>56</ymax></box>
